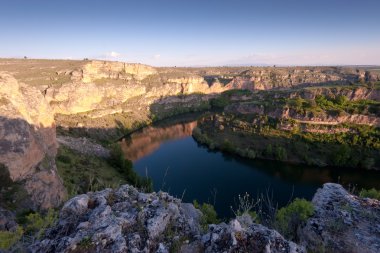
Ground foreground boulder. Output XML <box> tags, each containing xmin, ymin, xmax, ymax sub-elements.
<box><xmin>32</xmin><ymin>184</ymin><xmax>304</xmax><ymax>253</ymax></box>
<box><xmin>300</xmin><ymin>183</ymin><xmax>380</xmax><ymax>253</ymax></box>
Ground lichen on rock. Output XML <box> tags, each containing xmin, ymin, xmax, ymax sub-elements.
<box><xmin>31</xmin><ymin>184</ymin><xmax>305</xmax><ymax>253</ymax></box>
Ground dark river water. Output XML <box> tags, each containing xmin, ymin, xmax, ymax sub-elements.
<box><xmin>120</xmin><ymin>113</ymin><xmax>380</xmax><ymax>218</ymax></box>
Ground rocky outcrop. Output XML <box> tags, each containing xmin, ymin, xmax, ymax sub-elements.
<box><xmin>0</xmin><ymin>72</ymin><xmax>66</xmax><ymax>209</ymax></box>
<box><xmin>77</xmin><ymin>60</ymin><xmax>158</xmax><ymax>83</ymax></box>
<box><xmin>300</xmin><ymin>183</ymin><xmax>380</xmax><ymax>253</ymax></box>
<box><xmin>44</xmin><ymin>61</ymin><xmax>226</xmax><ymax>118</ymax></box>
<box><xmin>45</xmin><ymin>81</ymin><xmax>147</xmax><ymax>115</ymax></box>
<box><xmin>225</xmin><ymin>67</ymin><xmax>380</xmax><ymax>91</ymax></box>
<box><xmin>0</xmin><ymin>207</ymin><xmax>17</xmax><ymax>231</ymax></box>
<box><xmin>32</xmin><ymin>184</ymin><xmax>304</xmax><ymax>253</ymax></box>
<box><xmin>57</xmin><ymin>136</ymin><xmax>110</xmax><ymax>158</ymax></box>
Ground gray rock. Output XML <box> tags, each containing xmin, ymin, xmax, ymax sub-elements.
<box><xmin>61</xmin><ymin>194</ymin><xmax>89</xmax><ymax>218</ymax></box>
<box><xmin>300</xmin><ymin>183</ymin><xmax>380</xmax><ymax>253</ymax></box>
<box><xmin>201</xmin><ymin>218</ymin><xmax>303</xmax><ymax>253</ymax></box>
<box><xmin>31</xmin><ymin>184</ymin><xmax>304</xmax><ymax>253</ymax></box>
<box><xmin>0</xmin><ymin>207</ymin><xmax>17</xmax><ymax>231</ymax></box>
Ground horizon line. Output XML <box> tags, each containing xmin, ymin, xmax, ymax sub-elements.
<box><xmin>1</xmin><ymin>57</ymin><xmax>379</xmax><ymax>68</ymax></box>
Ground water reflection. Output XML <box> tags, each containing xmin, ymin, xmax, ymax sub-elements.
<box><xmin>120</xmin><ymin>120</ymin><xmax>197</xmax><ymax>161</ymax></box>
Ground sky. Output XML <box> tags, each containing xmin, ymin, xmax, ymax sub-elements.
<box><xmin>0</xmin><ymin>0</ymin><xmax>379</xmax><ymax>66</ymax></box>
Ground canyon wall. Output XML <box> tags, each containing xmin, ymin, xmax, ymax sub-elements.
<box><xmin>42</xmin><ymin>61</ymin><xmax>380</xmax><ymax>119</ymax></box>
<box><xmin>225</xmin><ymin>67</ymin><xmax>379</xmax><ymax>90</ymax></box>
<box><xmin>0</xmin><ymin>72</ymin><xmax>66</xmax><ymax>210</ymax></box>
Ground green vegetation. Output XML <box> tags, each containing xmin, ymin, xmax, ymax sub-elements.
<box><xmin>193</xmin><ymin>200</ymin><xmax>219</xmax><ymax>230</ymax></box>
<box><xmin>57</xmin><ymin>145</ymin><xmax>152</xmax><ymax>197</ymax></box>
<box><xmin>286</xmin><ymin>95</ymin><xmax>380</xmax><ymax>117</ymax></box>
<box><xmin>56</xmin><ymin>146</ymin><xmax>126</xmax><ymax>196</ymax></box>
<box><xmin>0</xmin><ymin>226</ymin><xmax>23</xmax><ymax>250</ymax></box>
<box><xmin>150</xmin><ymin>97</ymin><xmax>210</xmax><ymax>121</ymax></box>
<box><xmin>194</xmin><ymin>112</ymin><xmax>380</xmax><ymax>169</ymax></box>
<box><xmin>210</xmin><ymin>89</ymin><xmax>253</xmax><ymax>109</ymax></box>
<box><xmin>0</xmin><ymin>209</ymin><xmax>59</xmax><ymax>250</ymax></box>
<box><xmin>0</xmin><ymin>164</ymin><xmax>29</xmax><ymax>211</ymax></box>
<box><xmin>275</xmin><ymin>198</ymin><xmax>314</xmax><ymax>242</ymax></box>
<box><xmin>108</xmin><ymin>144</ymin><xmax>153</xmax><ymax>192</ymax></box>
<box><xmin>230</xmin><ymin>192</ymin><xmax>259</xmax><ymax>223</ymax></box>
<box><xmin>24</xmin><ymin>209</ymin><xmax>58</xmax><ymax>239</ymax></box>
<box><xmin>76</xmin><ymin>237</ymin><xmax>94</xmax><ymax>250</ymax></box>
<box><xmin>359</xmin><ymin>188</ymin><xmax>380</xmax><ymax>200</ymax></box>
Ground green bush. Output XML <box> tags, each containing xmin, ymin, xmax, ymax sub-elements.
<box><xmin>275</xmin><ymin>146</ymin><xmax>287</xmax><ymax>160</ymax></box>
<box><xmin>0</xmin><ymin>226</ymin><xmax>23</xmax><ymax>250</ymax></box>
<box><xmin>275</xmin><ymin>198</ymin><xmax>314</xmax><ymax>242</ymax></box>
<box><xmin>25</xmin><ymin>209</ymin><xmax>58</xmax><ymax>239</ymax></box>
<box><xmin>210</xmin><ymin>96</ymin><xmax>230</xmax><ymax>108</ymax></box>
<box><xmin>56</xmin><ymin>146</ymin><xmax>127</xmax><ymax>196</ymax></box>
<box><xmin>220</xmin><ymin>140</ymin><xmax>235</xmax><ymax>153</ymax></box>
<box><xmin>359</xmin><ymin>188</ymin><xmax>380</xmax><ymax>200</ymax></box>
<box><xmin>109</xmin><ymin>144</ymin><xmax>153</xmax><ymax>192</ymax></box>
<box><xmin>193</xmin><ymin>200</ymin><xmax>219</xmax><ymax>230</ymax></box>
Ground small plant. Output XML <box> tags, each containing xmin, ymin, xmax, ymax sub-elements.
<box><xmin>25</xmin><ymin>209</ymin><xmax>58</xmax><ymax>239</ymax></box>
<box><xmin>359</xmin><ymin>188</ymin><xmax>380</xmax><ymax>200</ymax></box>
<box><xmin>77</xmin><ymin>237</ymin><xmax>93</xmax><ymax>250</ymax></box>
<box><xmin>0</xmin><ymin>226</ymin><xmax>23</xmax><ymax>250</ymax></box>
<box><xmin>108</xmin><ymin>144</ymin><xmax>153</xmax><ymax>192</ymax></box>
<box><xmin>230</xmin><ymin>192</ymin><xmax>259</xmax><ymax>217</ymax></box>
<box><xmin>275</xmin><ymin>198</ymin><xmax>314</xmax><ymax>242</ymax></box>
<box><xmin>193</xmin><ymin>200</ymin><xmax>219</xmax><ymax>230</ymax></box>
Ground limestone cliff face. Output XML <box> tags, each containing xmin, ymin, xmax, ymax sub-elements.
<box><xmin>45</xmin><ymin>81</ymin><xmax>146</xmax><ymax>115</ymax></box>
<box><xmin>225</xmin><ymin>68</ymin><xmax>379</xmax><ymax>91</ymax></box>
<box><xmin>77</xmin><ymin>60</ymin><xmax>158</xmax><ymax>83</ymax></box>
<box><xmin>45</xmin><ymin>61</ymin><xmax>225</xmax><ymax>117</ymax></box>
<box><xmin>43</xmin><ymin>61</ymin><xmax>379</xmax><ymax>120</ymax></box>
<box><xmin>0</xmin><ymin>72</ymin><xmax>65</xmax><ymax>209</ymax></box>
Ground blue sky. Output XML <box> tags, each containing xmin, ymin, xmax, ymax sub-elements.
<box><xmin>1</xmin><ymin>0</ymin><xmax>379</xmax><ymax>66</ymax></box>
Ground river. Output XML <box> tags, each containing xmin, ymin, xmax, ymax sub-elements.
<box><xmin>120</xmin><ymin>112</ymin><xmax>380</xmax><ymax>218</ymax></box>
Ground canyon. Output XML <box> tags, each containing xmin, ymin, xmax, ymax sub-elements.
<box><xmin>0</xmin><ymin>58</ymin><xmax>380</xmax><ymax>252</ymax></box>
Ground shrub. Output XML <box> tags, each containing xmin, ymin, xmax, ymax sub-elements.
<box><xmin>230</xmin><ymin>192</ymin><xmax>258</xmax><ymax>217</ymax></box>
<box><xmin>220</xmin><ymin>140</ymin><xmax>235</xmax><ymax>153</ymax></box>
<box><xmin>0</xmin><ymin>226</ymin><xmax>23</xmax><ymax>250</ymax></box>
<box><xmin>265</xmin><ymin>144</ymin><xmax>273</xmax><ymax>156</ymax></box>
<box><xmin>210</xmin><ymin>96</ymin><xmax>229</xmax><ymax>108</ymax></box>
<box><xmin>275</xmin><ymin>146</ymin><xmax>287</xmax><ymax>160</ymax></box>
<box><xmin>332</xmin><ymin>145</ymin><xmax>351</xmax><ymax>166</ymax></box>
<box><xmin>193</xmin><ymin>200</ymin><xmax>219</xmax><ymax>230</ymax></box>
<box><xmin>246</xmin><ymin>149</ymin><xmax>256</xmax><ymax>159</ymax></box>
<box><xmin>108</xmin><ymin>144</ymin><xmax>153</xmax><ymax>192</ymax></box>
<box><xmin>335</xmin><ymin>95</ymin><xmax>348</xmax><ymax>106</ymax></box>
<box><xmin>275</xmin><ymin>198</ymin><xmax>314</xmax><ymax>242</ymax></box>
<box><xmin>25</xmin><ymin>209</ymin><xmax>58</xmax><ymax>239</ymax></box>
<box><xmin>359</xmin><ymin>188</ymin><xmax>380</xmax><ymax>200</ymax></box>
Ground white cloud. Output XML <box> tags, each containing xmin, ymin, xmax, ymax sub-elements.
<box><xmin>153</xmin><ymin>54</ymin><xmax>161</xmax><ymax>59</ymax></box>
<box><xmin>106</xmin><ymin>51</ymin><xmax>121</xmax><ymax>58</ymax></box>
